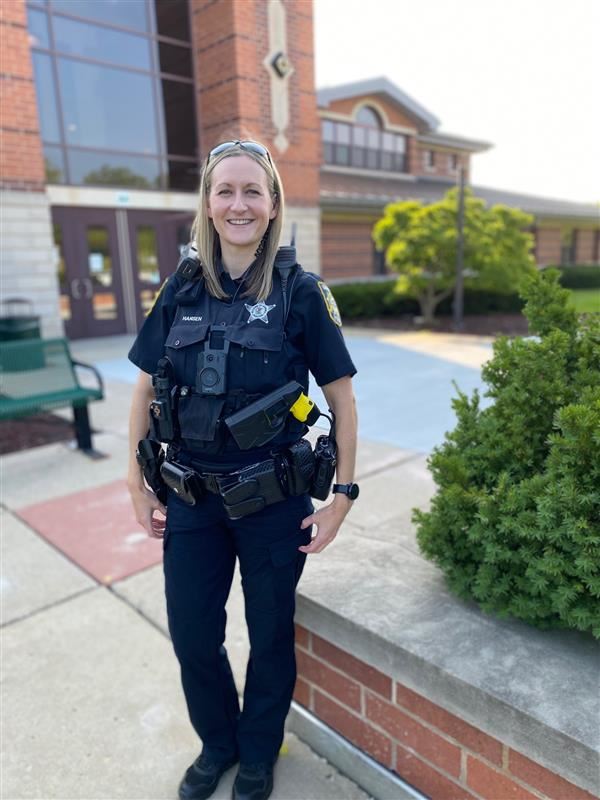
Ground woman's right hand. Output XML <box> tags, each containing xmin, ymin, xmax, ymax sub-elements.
<box><xmin>129</xmin><ymin>482</ymin><xmax>167</xmax><ymax>539</ymax></box>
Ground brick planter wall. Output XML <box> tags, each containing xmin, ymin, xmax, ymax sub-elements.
<box><xmin>294</xmin><ymin>624</ymin><xmax>598</xmax><ymax>800</ymax></box>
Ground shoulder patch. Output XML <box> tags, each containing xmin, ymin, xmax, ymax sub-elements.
<box><xmin>317</xmin><ymin>281</ymin><xmax>342</xmax><ymax>327</ymax></box>
<box><xmin>146</xmin><ymin>278</ymin><xmax>168</xmax><ymax>316</ymax></box>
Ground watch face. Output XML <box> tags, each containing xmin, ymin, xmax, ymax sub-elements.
<box><xmin>348</xmin><ymin>483</ymin><xmax>359</xmax><ymax>500</ymax></box>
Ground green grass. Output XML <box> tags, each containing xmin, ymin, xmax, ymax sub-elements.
<box><xmin>568</xmin><ymin>288</ymin><xmax>600</xmax><ymax>313</ymax></box>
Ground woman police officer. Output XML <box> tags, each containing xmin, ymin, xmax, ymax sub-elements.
<box><xmin>127</xmin><ymin>140</ymin><xmax>358</xmax><ymax>800</ymax></box>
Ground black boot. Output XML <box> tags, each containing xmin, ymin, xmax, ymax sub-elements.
<box><xmin>231</xmin><ymin>762</ymin><xmax>274</xmax><ymax>800</ymax></box>
<box><xmin>178</xmin><ymin>751</ymin><xmax>239</xmax><ymax>800</ymax></box>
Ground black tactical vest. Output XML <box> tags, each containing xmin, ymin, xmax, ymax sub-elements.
<box><xmin>165</xmin><ymin>256</ymin><xmax>308</xmax><ymax>457</ymax></box>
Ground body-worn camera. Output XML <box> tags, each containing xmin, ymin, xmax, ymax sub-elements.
<box><xmin>196</xmin><ymin>333</ymin><xmax>229</xmax><ymax>395</ymax></box>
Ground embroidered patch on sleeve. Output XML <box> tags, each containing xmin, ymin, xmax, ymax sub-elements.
<box><xmin>146</xmin><ymin>278</ymin><xmax>167</xmax><ymax>316</ymax></box>
<box><xmin>318</xmin><ymin>281</ymin><xmax>342</xmax><ymax>327</ymax></box>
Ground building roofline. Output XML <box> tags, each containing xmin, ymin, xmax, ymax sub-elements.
<box><xmin>417</xmin><ymin>131</ymin><xmax>492</xmax><ymax>153</ymax></box>
<box><xmin>316</xmin><ymin>76</ymin><xmax>440</xmax><ymax>131</ymax></box>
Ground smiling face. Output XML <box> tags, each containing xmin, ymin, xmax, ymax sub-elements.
<box><xmin>207</xmin><ymin>154</ymin><xmax>278</xmax><ymax>257</ymax></box>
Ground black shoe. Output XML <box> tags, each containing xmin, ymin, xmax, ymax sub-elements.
<box><xmin>231</xmin><ymin>762</ymin><xmax>274</xmax><ymax>800</ymax></box>
<box><xmin>178</xmin><ymin>751</ymin><xmax>239</xmax><ymax>800</ymax></box>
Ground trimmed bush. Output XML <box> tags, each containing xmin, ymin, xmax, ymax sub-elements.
<box><xmin>413</xmin><ymin>269</ymin><xmax>600</xmax><ymax>637</ymax></box>
<box><xmin>553</xmin><ymin>264</ymin><xmax>600</xmax><ymax>290</ymax></box>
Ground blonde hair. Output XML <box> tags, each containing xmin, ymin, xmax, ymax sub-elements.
<box><xmin>190</xmin><ymin>144</ymin><xmax>285</xmax><ymax>302</ymax></box>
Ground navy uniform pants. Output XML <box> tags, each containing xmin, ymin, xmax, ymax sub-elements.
<box><xmin>163</xmin><ymin>487</ymin><xmax>314</xmax><ymax>766</ymax></box>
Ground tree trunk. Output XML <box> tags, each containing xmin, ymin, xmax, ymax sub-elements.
<box><xmin>418</xmin><ymin>285</ymin><xmax>455</xmax><ymax>325</ymax></box>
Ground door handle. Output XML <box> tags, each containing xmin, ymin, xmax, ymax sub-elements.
<box><xmin>83</xmin><ymin>278</ymin><xmax>93</xmax><ymax>299</ymax></box>
<box><xmin>71</xmin><ymin>278</ymin><xmax>81</xmax><ymax>299</ymax></box>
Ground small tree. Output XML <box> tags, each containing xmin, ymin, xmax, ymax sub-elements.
<box><xmin>414</xmin><ymin>269</ymin><xmax>600</xmax><ymax>637</ymax></box>
<box><xmin>372</xmin><ymin>188</ymin><xmax>536</xmax><ymax>324</ymax></box>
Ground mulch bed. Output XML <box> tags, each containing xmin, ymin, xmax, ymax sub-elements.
<box><xmin>0</xmin><ymin>412</ymin><xmax>76</xmax><ymax>455</ymax></box>
<box><xmin>345</xmin><ymin>313</ymin><xmax>529</xmax><ymax>337</ymax></box>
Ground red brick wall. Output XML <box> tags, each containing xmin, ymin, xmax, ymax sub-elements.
<box><xmin>416</xmin><ymin>145</ymin><xmax>470</xmax><ymax>181</ymax></box>
<box><xmin>325</xmin><ymin>94</ymin><xmax>419</xmax><ymax>131</ymax></box>
<box><xmin>0</xmin><ymin>0</ymin><xmax>45</xmax><ymax>191</ymax></box>
<box><xmin>294</xmin><ymin>625</ymin><xmax>598</xmax><ymax>800</ymax></box>
<box><xmin>535</xmin><ymin>228</ymin><xmax>562</xmax><ymax>266</ymax></box>
<box><xmin>574</xmin><ymin>229</ymin><xmax>597</xmax><ymax>263</ymax></box>
<box><xmin>190</xmin><ymin>0</ymin><xmax>320</xmax><ymax>207</ymax></box>
<box><xmin>321</xmin><ymin>220</ymin><xmax>376</xmax><ymax>280</ymax></box>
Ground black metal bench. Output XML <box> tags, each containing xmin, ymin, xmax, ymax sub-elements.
<box><xmin>0</xmin><ymin>337</ymin><xmax>104</xmax><ymax>456</ymax></box>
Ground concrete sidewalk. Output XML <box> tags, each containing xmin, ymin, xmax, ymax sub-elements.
<box><xmin>1</xmin><ymin>329</ymin><xmax>463</xmax><ymax>800</ymax></box>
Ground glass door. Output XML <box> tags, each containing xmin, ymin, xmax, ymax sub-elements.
<box><xmin>127</xmin><ymin>210</ymin><xmax>194</xmax><ymax>328</ymax></box>
<box><xmin>52</xmin><ymin>207</ymin><xmax>127</xmax><ymax>338</ymax></box>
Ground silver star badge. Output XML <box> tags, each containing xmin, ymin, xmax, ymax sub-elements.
<box><xmin>245</xmin><ymin>302</ymin><xmax>276</xmax><ymax>324</ymax></box>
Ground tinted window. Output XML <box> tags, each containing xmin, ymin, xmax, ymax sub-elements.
<box><xmin>27</xmin><ymin>7</ymin><xmax>50</xmax><ymax>48</ymax></box>
<box><xmin>51</xmin><ymin>0</ymin><xmax>148</xmax><ymax>31</ymax></box>
<box><xmin>53</xmin><ymin>16</ymin><xmax>151</xmax><ymax>70</ymax></box>
<box><xmin>58</xmin><ymin>58</ymin><xmax>158</xmax><ymax>154</ymax></box>
<box><xmin>32</xmin><ymin>53</ymin><xmax>61</xmax><ymax>142</ymax></box>
<box><xmin>154</xmin><ymin>0</ymin><xmax>190</xmax><ymax>41</ymax></box>
<box><xmin>44</xmin><ymin>145</ymin><xmax>66</xmax><ymax>183</ymax></box>
<box><xmin>158</xmin><ymin>41</ymin><xmax>192</xmax><ymax>77</ymax></box>
<box><xmin>161</xmin><ymin>79</ymin><xmax>196</xmax><ymax>156</ymax></box>
<box><xmin>356</xmin><ymin>106</ymin><xmax>380</xmax><ymax>127</ymax></box>
<box><xmin>168</xmin><ymin>160</ymin><xmax>199</xmax><ymax>192</ymax></box>
<box><xmin>68</xmin><ymin>150</ymin><xmax>163</xmax><ymax>188</ymax></box>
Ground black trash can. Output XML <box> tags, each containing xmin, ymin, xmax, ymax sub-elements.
<box><xmin>0</xmin><ymin>298</ymin><xmax>44</xmax><ymax>370</ymax></box>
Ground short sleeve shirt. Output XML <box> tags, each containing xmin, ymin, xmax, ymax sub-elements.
<box><xmin>128</xmin><ymin>264</ymin><xmax>357</xmax><ymax>387</ymax></box>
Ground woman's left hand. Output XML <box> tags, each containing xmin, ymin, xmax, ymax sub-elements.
<box><xmin>298</xmin><ymin>497</ymin><xmax>352</xmax><ymax>554</ymax></box>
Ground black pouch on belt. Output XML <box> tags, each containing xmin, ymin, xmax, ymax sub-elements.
<box><xmin>160</xmin><ymin>460</ymin><xmax>204</xmax><ymax>505</ymax></box>
<box><xmin>217</xmin><ymin>460</ymin><xmax>287</xmax><ymax>520</ymax></box>
<box><xmin>284</xmin><ymin>438</ymin><xmax>316</xmax><ymax>496</ymax></box>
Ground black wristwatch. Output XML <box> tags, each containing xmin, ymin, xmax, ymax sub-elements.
<box><xmin>332</xmin><ymin>483</ymin><xmax>360</xmax><ymax>500</ymax></box>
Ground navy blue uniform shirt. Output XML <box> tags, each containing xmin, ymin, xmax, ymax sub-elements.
<box><xmin>128</xmin><ymin>262</ymin><xmax>357</xmax><ymax>389</ymax></box>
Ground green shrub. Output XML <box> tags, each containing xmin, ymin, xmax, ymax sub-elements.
<box><xmin>413</xmin><ymin>269</ymin><xmax>600</xmax><ymax>637</ymax></box>
<box><xmin>552</xmin><ymin>264</ymin><xmax>600</xmax><ymax>290</ymax></box>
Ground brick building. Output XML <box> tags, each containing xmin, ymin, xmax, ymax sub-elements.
<box><xmin>1</xmin><ymin>0</ymin><xmax>598</xmax><ymax>340</ymax></box>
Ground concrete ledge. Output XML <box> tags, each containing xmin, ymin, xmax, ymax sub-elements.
<box><xmin>292</xmin><ymin>520</ymin><xmax>600</xmax><ymax>797</ymax></box>
<box><xmin>288</xmin><ymin>703</ymin><xmax>425</xmax><ymax>800</ymax></box>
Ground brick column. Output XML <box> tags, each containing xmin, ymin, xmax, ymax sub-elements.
<box><xmin>0</xmin><ymin>0</ymin><xmax>62</xmax><ymax>336</ymax></box>
<box><xmin>190</xmin><ymin>0</ymin><xmax>321</xmax><ymax>273</ymax></box>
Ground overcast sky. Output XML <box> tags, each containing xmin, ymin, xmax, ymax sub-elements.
<box><xmin>314</xmin><ymin>0</ymin><xmax>600</xmax><ymax>205</ymax></box>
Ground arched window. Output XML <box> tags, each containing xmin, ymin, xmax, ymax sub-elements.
<box><xmin>355</xmin><ymin>106</ymin><xmax>381</xmax><ymax>128</ymax></box>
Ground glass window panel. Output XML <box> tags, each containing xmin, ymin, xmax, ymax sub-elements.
<box><xmin>58</xmin><ymin>58</ymin><xmax>158</xmax><ymax>154</ymax></box>
<box><xmin>27</xmin><ymin>7</ymin><xmax>50</xmax><ymax>48</ymax></box>
<box><xmin>323</xmin><ymin>142</ymin><xmax>334</xmax><ymax>163</ymax></box>
<box><xmin>353</xmin><ymin>126</ymin><xmax>366</xmax><ymax>146</ymax></box>
<box><xmin>69</xmin><ymin>150</ymin><xmax>162</xmax><ymax>188</ymax></box>
<box><xmin>382</xmin><ymin>132</ymin><xmax>395</xmax><ymax>151</ymax></box>
<box><xmin>322</xmin><ymin>120</ymin><xmax>335</xmax><ymax>142</ymax></box>
<box><xmin>394</xmin><ymin>153</ymin><xmax>406</xmax><ymax>172</ymax></box>
<box><xmin>367</xmin><ymin>128</ymin><xmax>379</xmax><ymax>148</ymax></box>
<box><xmin>336</xmin><ymin>123</ymin><xmax>351</xmax><ymax>144</ymax></box>
<box><xmin>155</xmin><ymin>0</ymin><xmax>191</xmax><ymax>41</ymax></box>
<box><xmin>86</xmin><ymin>226</ymin><xmax>117</xmax><ymax>320</ymax></box>
<box><xmin>53</xmin><ymin>224</ymin><xmax>71</xmax><ymax>321</ymax></box>
<box><xmin>44</xmin><ymin>145</ymin><xmax>66</xmax><ymax>183</ymax></box>
<box><xmin>136</xmin><ymin>226</ymin><xmax>160</xmax><ymax>285</ymax></box>
<box><xmin>334</xmin><ymin>144</ymin><xmax>349</xmax><ymax>165</ymax></box>
<box><xmin>32</xmin><ymin>53</ymin><xmax>61</xmax><ymax>142</ymax></box>
<box><xmin>53</xmin><ymin>16</ymin><xmax>151</xmax><ymax>70</ymax></box>
<box><xmin>51</xmin><ymin>0</ymin><xmax>148</xmax><ymax>31</ymax></box>
<box><xmin>177</xmin><ymin>222</ymin><xmax>193</xmax><ymax>253</ymax></box>
<box><xmin>351</xmin><ymin>147</ymin><xmax>365</xmax><ymax>168</ymax></box>
<box><xmin>168</xmin><ymin>160</ymin><xmax>199</xmax><ymax>192</ymax></box>
<box><xmin>161</xmin><ymin>79</ymin><xmax>196</xmax><ymax>156</ymax></box>
<box><xmin>158</xmin><ymin>41</ymin><xmax>192</xmax><ymax>77</ymax></box>
<box><xmin>395</xmin><ymin>135</ymin><xmax>406</xmax><ymax>153</ymax></box>
<box><xmin>356</xmin><ymin>106</ymin><xmax>380</xmax><ymax>127</ymax></box>
<box><xmin>366</xmin><ymin>149</ymin><xmax>378</xmax><ymax>169</ymax></box>
<box><xmin>381</xmin><ymin>152</ymin><xmax>393</xmax><ymax>171</ymax></box>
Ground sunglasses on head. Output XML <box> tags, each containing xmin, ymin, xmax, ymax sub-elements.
<box><xmin>207</xmin><ymin>140</ymin><xmax>272</xmax><ymax>164</ymax></box>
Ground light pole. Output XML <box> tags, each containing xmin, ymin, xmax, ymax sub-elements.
<box><xmin>453</xmin><ymin>166</ymin><xmax>466</xmax><ymax>332</ymax></box>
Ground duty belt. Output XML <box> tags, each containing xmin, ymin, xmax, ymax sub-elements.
<box><xmin>160</xmin><ymin>438</ymin><xmax>315</xmax><ymax>520</ymax></box>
